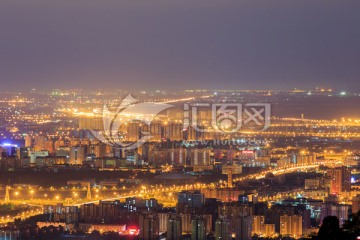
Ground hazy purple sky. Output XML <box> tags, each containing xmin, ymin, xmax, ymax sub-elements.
<box><xmin>0</xmin><ymin>0</ymin><xmax>359</xmax><ymax>91</ymax></box>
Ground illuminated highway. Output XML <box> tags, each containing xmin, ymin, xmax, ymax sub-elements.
<box><xmin>0</xmin><ymin>160</ymin><xmax>340</xmax><ymax>225</ymax></box>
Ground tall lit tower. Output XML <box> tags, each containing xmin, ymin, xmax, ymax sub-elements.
<box><xmin>227</xmin><ymin>169</ymin><xmax>233</xmax><ymax>188</ymax></box>
<box><xmin>222</xmin><ymin>164</ymin><xmax>242</xmax><ymax>188</ymax></box>
<box><xmin>4</xmin><ymin>186</ymin><xmax>10</xmax><ymax>202</ymax></box>
<box><xmin>86</xmin><ymin>183</ymin><xmax>92</xmax><ymax>200</ymax></box>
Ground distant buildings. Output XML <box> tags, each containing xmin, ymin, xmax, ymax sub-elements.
<box><xmin>215</xmin><ymin>218</ymin><xmax>231</xmax><ymax>240</ymax></box>
<box><xmin>234</xmin><ymin>215</ymin><xmax>252</xmax><ymax>240</ymax></box>
<box><xmin>139</xmin><ymin>213</ymin><xmax>159</xmax><ymax>240</ymax></box>
<box><xmin>202</xmin><ymin>188</ymin><xmax>243</xmax><ymax>203</ymax></box>
<box><xmin>296</xmin><ymin>153</ymin><xmax>317</xmax><ymax>165</ymax></box>
<box><xmin>327</xmin><ymin>166</ymin><xmax>351</xmax><ymax>194</ymax></box>
<box><xmin>304</xmin><ymin>177</ymin><xmax>330</xmax><ymax>190</ymax></box>
<box><xmin>320</xmin><ymin>202</ymin><xmax>351</xmax><ymax>227</ymax></box>
<box><xmin>280</xmin><ymin>215</ymin><xmax>302</xmax><ymax>239</ymax></box>
<box><xmin>37</xmin><ymin>188</ymin><xmax>359</xmax><ymax>240</ymax></box>
<box><xmin>167</xmin><ymin>214</ymin><xmax>182</xmax><ymax>240</ymax></box>
<box><xmin>178</xmin><ymin>191</ymin><xmax>205</xmax><ymax>209</ymax></box>
<box><xmin>252</xmin><ymin>215</ymin><xmax>265</xmax><ymax>236</ymax></box>
<box><xmin>344</xmin><ymin>153</ymin><xmax>360</xmax><ymax>167</ymax></box>
<box><xmin>191</xmin><ymin>217</ymin><xmax>206</xmax><ymax>240</ymax></box>
<box><xmin>352</xmin><ymin>195</ymin><xmax>360</xmax><ymax>214</ymax></box>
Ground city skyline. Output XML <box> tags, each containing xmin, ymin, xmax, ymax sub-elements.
<box><xmin>1</xmin><ymin>1</ymin><xmax>360</xmax><ymax>239</ymax></box>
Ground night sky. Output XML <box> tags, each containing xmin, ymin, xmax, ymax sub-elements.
<box><xmin>0</xmin><ymin>0</ymin><xmax>359</xmax><ymax>91</ymax></box>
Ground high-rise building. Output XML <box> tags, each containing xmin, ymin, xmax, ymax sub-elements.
<box><xmin>180</xmin><ymin>213</ymin><xmax>192</xmax><ymax>233</ymax></box>
<box><xmin>327</xmin><ymin>166</ymin><xmax>351</xmax><ymax>194</ymax></box>
<box><xmin>170</xmin><ymin>148</ymin><xmax>187</xmax><ymax>166</ymax></box>
<box><xmin>263</xmin><ymin>224</ymin><xmax>275</xmax><ymax>238</ymax></box>
<box><xmin>280</xmin><ymin>215</ymin><xmax>302</xmax><ymax>239</ymax></box>
<box><xmin>167</xmin><ymin>214</ymin><xmax>182</xmax><ymax>240</ymax></box>
<box><xmin>252</xmin><ymin>215</ymin><xmax>265</xmax><ymax>236</ymax></box>
<box><xmin>203</xmin><ymin>214</ymin><xmax>213</xmax><ymax>234</ymax></box>
<box><xmin>69</xmin><ymin>146</ymin><xmax>85</xmax><ymax>165</ymax></box>
<box><xmin>79</xmin><ymin>200</ymin><xmax>122</xmax><ymax>224</ymax></box>
<box><xmin>149</xmin><ymin>121</ymin><xmax>163</xmax><ymax>142</ymax></box>
<box><xmin>139</xmin><ymin>213</ymin><xmax>159</xmax><ymax>240</ymax></box>
<box><xmin>178</xmin><ymin>191</ymin><xmax>205</xmax><ymax>208</ymax></box>
<box><xmin>215</xmin><ymin>218</ymin><xmax>231</xmax><ymax>240</ymax></box>
<box><xmin>352</xmin><ymin>195</ymin><xmax>360</xmax><ymax>214</ymax></box>
<box><xmin>16</xmin><ymin>147</ymin><xmax>29</xmax><ymax>159</ymax></box>
<box><xmin>320</xmin><ymin>203</ymin><xmax>351</xmax><ymax>227</ymax></box>
<box><xmin>89</xmin><ymin>144</ymin><xmax>108</xmax><ymax>158</ymax></box>
<box><xmin>191</xmin><ymin>217</ymin><xmax>206</xmax><ymax>240</ymax></box>
<box><xmin>158</xmin><ymin>213</ymin><xmax>170</xmax><ymax>233</ymax></box>
<box><xmin>126</xmin><ymin>122</ymin><xmax>141</xmax><ymax>142</ymax></box>
<box><xmin>234</xmin><ymin>215</ymin><xmax>252</xmax><ymax>240</ymax></box>
<box><xmin>163</xmin><ymin>122</ymin><xmax>184</xmax><ymax>141</ymax></box>
<box><xmin>190</xmin><ymin>149</ymin><xmax>211</xmax><ymax>166</ymax></box>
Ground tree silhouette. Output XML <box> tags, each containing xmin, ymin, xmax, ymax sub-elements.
<box><xmin>317</xmin><ymin>216</ymin><xmax>341</xmax><ymax>240</ymax></box>
<box><xmin>343</xmin><ymin>211</ymin><xmax>360</xmax><ymax>237</ymax></box>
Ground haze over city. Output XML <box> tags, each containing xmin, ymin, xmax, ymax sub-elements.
<box><xmin>1</xmin><ymin>0</ymin><xmax>360</xmax><ymax>91</ymax></box>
